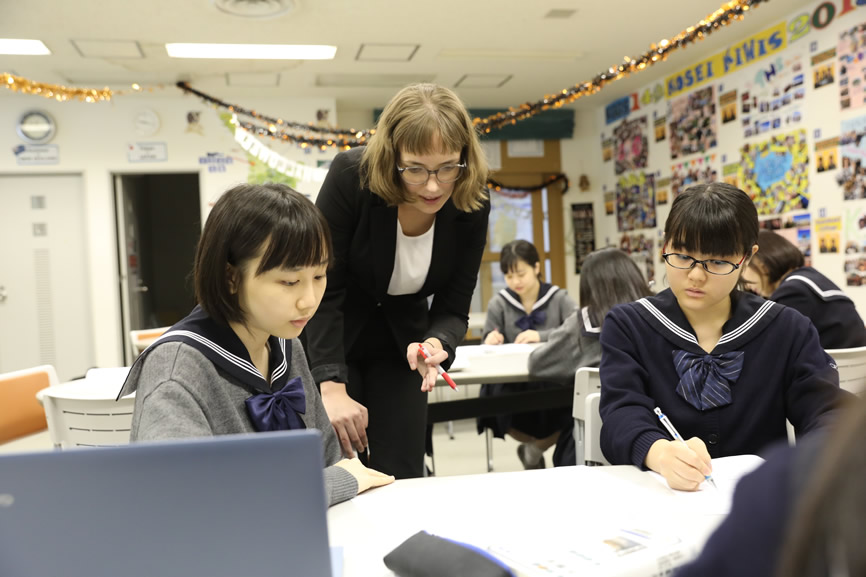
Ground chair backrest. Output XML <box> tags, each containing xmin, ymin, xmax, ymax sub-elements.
<box><xmin>130</xmin><ymin>326</ymin><xmax>169</xmax><ymax>358</ymax></box>
<box><xmin>0</xmin><ymin>365</ymin><xmax>58</xmax><ymax>444</ymax></box>
<box><xmin>40</xmin><ymin>378</ymin><xmax>135</xmax><ymax>449</ymax></box>
<box><xmin>584</xmin><ymin>393</ymin><xmax>610</xmax><ymax>466</ymax></box>
<box><xmin>573</xmin><ymin>367</ymin><xmax>602</xmax><ymax>466</ymax></box>
<box><xmin>826</xmin><ymin>346</ymin><xmax>866</xmax><ymax>397</ymax></box>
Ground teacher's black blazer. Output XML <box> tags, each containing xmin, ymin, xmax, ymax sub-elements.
<box><xmin>304</xmin><ymin>147</ymin><xmax>490</xmax><ymax>385</ymax></box>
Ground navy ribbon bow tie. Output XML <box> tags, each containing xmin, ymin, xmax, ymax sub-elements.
<box><xmin>244</xmin><ymin>376</ymin><xmax>307</xmax><ymax>432</ymax></box>
<box><xmin>515</xmin><ymin>309</ymin><xmax>547</xmax><ymax>331</ymax></box>
<box><xmin>672</xmin><ymin>350</ymin><xmax>745</xmax><ymax>411</ymax></box>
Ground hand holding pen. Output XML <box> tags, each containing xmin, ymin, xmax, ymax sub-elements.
<box><xmin>649</xmin><ymin>407</ymin><xmax>716</xmax><ymax>491</ymax></box>
<box><xmin>406</xmin><ymin>340</ymin><xmax>454</xmax><ymax>392</ymax></box>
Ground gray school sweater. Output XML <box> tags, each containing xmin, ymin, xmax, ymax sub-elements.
<box><xmin>127</xmin><ymin>340</ymin><xmax>358</xmax><ymax>507</ymax></box>
<box><xmin>527</xmin><ymin>307</ymin><xmax>603</xmax><ymax>386</ymax></box>
<box><xmin>482</xmin><ymin>284</ymin><xmax>577</xmax><ymax>343</ymax></box>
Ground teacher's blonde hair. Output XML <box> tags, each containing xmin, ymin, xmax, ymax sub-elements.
<box><xmin>360</xmin><ymin>83</ymin><xmax>489</xmax><ymax>212</ymax></box>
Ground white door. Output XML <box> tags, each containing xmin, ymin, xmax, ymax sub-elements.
<box><xmin>0</xmin><ymin>174</ymin><xmax>94</xmax><ymax>381</ymax></box>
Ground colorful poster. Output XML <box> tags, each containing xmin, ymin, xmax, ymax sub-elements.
<box><xmin>619</xmin><ymin>233</ymin><xmax>655</xmax><ymax>284</ymax></box>
<box><xmin>723</xmin><ymin>162</ymin><xmax>740</xmax><ymax>187</ymax></box>
<box><xmin>739</xmin><ymin>129</ymin><xmax>809</xmax><ymax>215</ymax></box>
<box><xmin>740</xmin><ymin>54</ymin><xmax>805</xmax><ymax>140</ymax></box>
<box><xmin>815</xmin><ymin>137</ymin><xmax>840</xmax><ymax>174</ymax></box>
<box><xmin>844</xmin><ymin>207</ymin><xmax>866</xmax><ymax>253</ymax></box>
<box><xmin>812</xmin><ymin>47</ymin><xmax>836</xmax><ymax>89</ymax></box>
<box><xmin>656</xmin><ymin>176</ymin><xmax>671</xmax><ymax>205</ymax></box>
<box><xmin>839</xmin><ymin>115</ymin><xmax>866</xmax><ymax>199</ymax></box>
<box><xmin>720</xmin><ymin>90</ymin><xmax>738</xmax><ymax>124</ymax></box>
<box><xmin>776</xmin><ymin>213</ymin><xmax>812</xmax><ymax>265</ymax></box>
<box><xmin>816</xmin><ymin>215</ymin><xmax>841</xmax><ymax>254</ymax></box>
<box><xmin>604</xmin><ymin>190</ymin><xmax>615</xmax><ymax>215</ymax></box>
<box><xmin>616</xmin><ymin>172</ymin><xmax>656</xmax><ymax>232</ymax></box>
<box><xmin>654</xmin><ymin>116</ymin><xmax>667</xmax><ymax>142</ymax></box>
<box><xmin>571</xmin><ymin>203</ymin><xmax>596</xmax><ymax>274</ymax></box>
<box><xmin>669</xmin><ymin>86</ymin><xmax>717</xmax><ymax>160</ymax></box>
<box><xmin>613</xmin><ymin>116</ymin><xmax>649</xmax><ymax>175</ymax></box>
<box><xmin>839</xmin><ymin>23</ymin><xmax>866</xmax><ymax>109</ymax></box>
<box><xmin>602</xmin><ymin>137</ymin><xmax>614</xmax><ymax>162</ymax></box>
<box><xmin>671</xmin><ymin>156</ymin><xmax>717</xmax><ymax>197</ymax></box>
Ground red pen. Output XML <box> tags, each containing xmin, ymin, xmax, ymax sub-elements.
<box><xmin>418</xmin><ymin>344</ymin><xmax>458</xmax><ymax>391</ymax></box>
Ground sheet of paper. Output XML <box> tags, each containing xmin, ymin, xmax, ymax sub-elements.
<box><xmin>647</xmin><ymin>454</ymin><xmax>765</xmax><ymax>514</ymax></box>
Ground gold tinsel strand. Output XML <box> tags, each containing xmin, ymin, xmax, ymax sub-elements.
<box><xmin>1</xmin><ymin>73</ymin><xmax>154</xmax><ymax>102</ymax></box>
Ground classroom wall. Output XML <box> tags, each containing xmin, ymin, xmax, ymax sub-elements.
<box><xmin>0</xmin><ymin>93</ymin><xmax>337</xmax><ymax>368</ymax></box>
<box><xmin>561</xmin><ymin>0</ymin><xmax>866</xmax><ymax>317</ymax></box>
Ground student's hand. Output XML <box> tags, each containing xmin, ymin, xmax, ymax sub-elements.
<box><xmin>320</xmin><ymin>380</ymin><xmax>368</xmax><ymax>457</ymax></box>
<box><xmin>407</xmin><ymin>339</ymin><xmax>448</xmax><ymax>393</ymax></box>
<box><xmin>484</xmin><ymin>329</ymin><xmax>505</xmax><ymax>345</ymax></box>
<box><xmin>335</xmin><ymin>458</ymin><xmax>395</xmax><ymax>493</ymax></box>
<box><xmin>645</xmin><ymin>437</ymin><xmax>713</xmax><ymax>491</ymax></box>
<box><xmin>514</xmin><ymin>329</ymin><xmax>540</xmax><ymax>344</ymax></box>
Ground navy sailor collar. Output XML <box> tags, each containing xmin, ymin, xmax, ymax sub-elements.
<box><xmin>499</xmin><ymin>282</ymin><xmax>559</xmax><ymax>313</ymax></box>
<box><xmin>633</xmin><ymin>288</ymin><xmax>780</xmax><ymax>355</ymax></box>
<box><xmin>118</xmin><ymin>305</ymin><xmax>289</xmax><ymax>398</ymax></box>
<box><xmin>777</xmin><ymin>267</ymin><xmax>853</xmax><ymax>303</ymax></box>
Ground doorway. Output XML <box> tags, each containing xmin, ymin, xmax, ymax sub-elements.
<box><xmin>114</xmin><ymin>173</ymin><xmax>201</xmax><ymax>364</ymax></box>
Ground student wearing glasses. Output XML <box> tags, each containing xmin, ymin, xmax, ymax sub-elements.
<box><xmin>599</xmin><ymin>183</ymin><xmax>849</xmax><ymax>491</ymax></box>
<box><xmin>304</xmin><ymin>83</ymin><xmax>489</xmax><ymax>479</ymax></box>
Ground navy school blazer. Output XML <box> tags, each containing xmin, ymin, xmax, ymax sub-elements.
<box><xmin>303</xmin><ymin>147</ymin><xmax>491</xmax><ymax>385</ymax></box>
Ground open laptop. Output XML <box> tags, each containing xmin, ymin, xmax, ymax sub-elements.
<box><xmin>0</xmin><ymin>430</ymin><xmax>334</xmax><ymax>577</ymax></box>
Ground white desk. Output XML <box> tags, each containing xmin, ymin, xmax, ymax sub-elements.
<box><xmin>436</xmin><ymin>343</ymin><xmax>537</xmax><ymax>386</ymax></box>
<box><xmin>327</xmin><ymin>463</ymin><xmax>757</xmax><ymax>577</ymax></box>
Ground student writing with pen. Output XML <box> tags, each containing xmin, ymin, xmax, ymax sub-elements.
<box><xmin>598</xmin><ymin>183</ymin><xmax>852</xmax><ymax>491</ymax></box>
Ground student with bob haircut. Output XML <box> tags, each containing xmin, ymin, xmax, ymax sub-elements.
<box><xmin>477</xmin><ymin>239</ymin><xmax>575</xmax><ymax>468</ymax></box>
<box><xmin>741</xmin><ymin>229</ymin><xmax>866</xmax><ymax>349</ymax></box>
<box><xmin>304</xmin><ymin>83</ymin><xmax>490</xmax><ymax>478</ymax></box>
<box><xmin>118</xmin><ymin>183</ymin><xmax>394</xmax><ymax>507</ymax></box>
<box><xmin>599</xmin><ymin>183</ymin><xmax>850</xmax><ymax>490</ymax></box>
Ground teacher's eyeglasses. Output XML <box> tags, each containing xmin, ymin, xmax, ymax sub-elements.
<box><xmin>396</xmin><ymin>163</ymin><xmax>466</xmax><ymax>185</ymax></box>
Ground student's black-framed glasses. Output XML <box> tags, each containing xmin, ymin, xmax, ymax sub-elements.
<box><xmin>661</xmin><ymin>252</ymin><xmax>747</xmax><ymax>275</ymax></box>
<box><xmin>396</xmin><ymin>163</ymin><xmax>466</xmax><ymax>185</ymax></box>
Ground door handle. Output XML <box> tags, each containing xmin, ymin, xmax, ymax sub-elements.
<box><xmin>0</xmin><ymin>286</ymin><xmax>6</xmax><ymax>303</ymax></box>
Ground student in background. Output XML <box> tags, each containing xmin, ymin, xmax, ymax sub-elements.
<box><xmin>741</xmin><ymin>229</ymin><xmax>866</xmax><ymax>349</ymax></box>
<box><xmin>675</xmin><ymin>399</ymin><xmax>865</xmax><ymax>577</ymax></box>
<box><xmin>304</xmin><ymin>83</ymin><xmax>489</xmax><ymax>479</ymax></box>
<box><xmin>599</xmin><ymin>183</ymin><xmax>849</xmax><ymax>490</ymax></box>
<box><xmin>118</xmin><ymin>183</ymin><xmax>394</xmax><ymax>507</ymax></box>
<box><xmin>478</xmin><ymin>239</ymin><xmax>576</xmax><ymax>469</ymax></box>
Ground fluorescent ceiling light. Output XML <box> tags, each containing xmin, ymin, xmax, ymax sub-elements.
<box><xmin>165</xmin><ymin>43</ymin><xmax>335</xmax><ymax>59</ymax></box>
<box><xmin>0</xmin><ymin>39</ymin><xmax>51</xmax><ymax>55</ymax></box>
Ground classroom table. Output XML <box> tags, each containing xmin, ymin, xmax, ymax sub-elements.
<box><xmin>327</xmin><ymin>458</ymin><xmax>763</xmax><ymax>577</ymax></box>
<box><xmin>428</xmin><ymin>343</ymin><xmax>571</xmax><ymax>423</ymax></box>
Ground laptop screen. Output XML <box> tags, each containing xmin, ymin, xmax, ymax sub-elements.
<box><xmin>0</xmin><ymin>430</ymin><xmax>333</xmax><ymax>577</ymax></box>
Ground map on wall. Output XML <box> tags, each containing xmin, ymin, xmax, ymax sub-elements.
<box><xmin>616</xmin><ymin>172</ymin><xmax>656</xmax><ymax>232</ymax></box>
<box><xmin>740</xmin><ymin>54</ymin><xmax>806</xmax><ymax>140</ymax></box>
<box><xmin>838</xmin><ymin>115</ymin><xmax>866</xmax><ymax>200</ymax></box>
<box><xmin>669</xmin><ymin>86</ymin><xmax>717</xmax><ymax>160</ymax></box>
<box><xmin>739</xmin><ymin>129</ymin><xmax>809</xmax><ymax>215</ymax></box>
<box><xmin>839</xmin><ymin>23</ymin><xmax>866</xmax><ymax>110</ymax></box>
<box><xmin>613</xmin><ymin>116</ymin><xmax>649</xmax><ymax>175</ymax></box>
<box><xmin>671</xmin><ymin>156</ymin><xmax>717</xmax><ymax>197</ymax></box>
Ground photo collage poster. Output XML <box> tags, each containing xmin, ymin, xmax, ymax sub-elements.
<box><xmin>613</xmin><ymin>116</ymin><xmax>649</xmax><ymax>175</ymax></box>
<box><xmin>844</xmin><ymin>206</ymin><xmax>866</xmax><ymax>285</ymax></box>
<box><xmin>669</xmin><ymin>86</ymin><xmax>718</xmax><ymax>160</ymax></box>
<box><xmin>739</xmin><ymin>129</ymin><xmax>809</xmax><ymax>215</ymax></box>
<box><xmin>671</xmin><ymin>156</ymin><xmax>718</xmax><ymax>197</ymax></box>
<box><xmin>838</xmin><ymin>114</ymin><xmax>866</xmax><ymax>200</ymax></box>
<box><xmin>839</xmin><ymin>23</ymin><xmax>866</xmax><ymax>109</ymax></box>
<box><xmin>740</xmin><ymin>54</ymin><xmax>805</xmax><ymax>140</ymax></box>
<box><xmin>616</xmin><ymin>172</ymin><xmax>657</xmax><ymax>232</ymax></box>
<box><xmin>760</xmin><ymin>212</ymin><xmax>812</xmax><ymax>265</ymax></box>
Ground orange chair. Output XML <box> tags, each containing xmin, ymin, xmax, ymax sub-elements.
<box><xmin>130</xmin><ymin>327</ymin><xmax>169</xmax><ymax>358</ymax></box>
<box><xmin>0</xmin><ymin>365</ymin><xmax>58</xmax><ymax>444</ymax></box>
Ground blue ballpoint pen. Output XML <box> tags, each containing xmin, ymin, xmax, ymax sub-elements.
<box><xmin>653</xmin><ymin>407</ymin><xmax>717</xmax><ymax>488</ymax></box>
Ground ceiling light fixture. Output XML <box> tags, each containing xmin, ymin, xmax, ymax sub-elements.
<box><xmin>165</xmin><ymin>43</ymin><xmax>335</xmax><ymax>59</ymax></box>
<box><xmin>0</xmin><ymin>39</ymin><xmax>51</xmax><ymax>55</ymax></box>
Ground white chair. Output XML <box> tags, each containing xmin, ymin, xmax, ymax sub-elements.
<box><xmin>584</xmin><ymin>393</ymin><xmax>610</xmax><ymax>466</ymax></box>
<box><xmin>826</xmin><ymin>346</ymin><xmax>866</xmax><ymax>397</ymax></box>
<box><xmin>39</xmin><ymin>372</ymin><xmax>135</xmax><ymax>449</ymax></box>
<box><xmin>573</xmin><ymin>367</ymin><xmax>607</xmax><ymax>466</ymax></box>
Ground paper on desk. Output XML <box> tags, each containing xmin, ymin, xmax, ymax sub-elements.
<box><xmin>647</xmin><ymin>454</ymin><xmax>765</xmax><ymax>514</ymax></box>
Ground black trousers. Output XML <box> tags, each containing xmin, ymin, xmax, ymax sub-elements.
<box><xmin>346</xmin><ymin>313</ymin><xmax>427</xmax><ymax>479</ymax></box>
